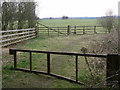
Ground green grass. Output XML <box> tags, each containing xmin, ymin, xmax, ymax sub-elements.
<box><xmin>39</xmin><ymin>19</ymin><xmax>99</xmax><ymax>26</ymax></box>
<box><xmin>2</xmin><ymin>34</ymin><xmax>107</xmax><ymax>88</ymax></box>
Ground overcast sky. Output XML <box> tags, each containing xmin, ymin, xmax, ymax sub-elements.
<box><xmin>36</xmin><ymin>0</ymin><xmax>119</xmax><ymax>18</ymax></box>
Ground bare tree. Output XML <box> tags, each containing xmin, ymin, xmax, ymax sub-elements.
<box><xmin>2</xmin><ymin>2</ymin><xmax>9</xmax><ymax>30</ymax></box>
<box><xmin>98</xmin><ymin>10</ymin><xmax>116</xmax><ymax>33</ymax></box>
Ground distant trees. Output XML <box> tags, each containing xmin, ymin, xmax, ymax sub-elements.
<box><xmin>98</xmin><ymin>10</ymin><xmax>116</xmax><ymax>33</ymax></box>
<box><xmin>62</xmin><ymin>16</ymin><xmax>68</xmax><ymax>19</ymax></box>
<box><xmin>49</xmin><ymin>17</ymin><xmax>53</xmax><ymax>19</ymax></box>
<box><xmin>2</xmin><ymin>1</ymin><xmax>38</xmax><ymax>30</ymax></box>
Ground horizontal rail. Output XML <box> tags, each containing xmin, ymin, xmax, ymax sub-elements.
<box><xmin>75</xmin><ymin>26</ymin><xmax>102</xmax><ymax>27</ymax></box>
<box><xmin>0</xmin><ymin>28</ymin><xmax>35</xmax><ymax>33</ymax></box>
<box><xmin>1</xmin><ymin>33</ymin><xmax>35</xmax><ymax>43</ymax></box>
<box><xmin>15</xmin><ymin>68</ymin><xmax>84</xmax><ymax>85</ymax></box>
<box><xmin>83</xmin><ymin>29</ymin><xmax>93</xmax><ymax>30</ymax></box>
<box><xmin>39</xmin><ymin>26</ymin><xmax>103</xmax><ymax>28</ymax></box>
<box><xmin>39</xmin><ymin>29</ymin><xmax>67</xmax><ymax>31</ymax></box>
<box><xmin>39</xmin><ymin>29</ymin><xmax>48</xmax><ymax>30</ymax></box>
<box><xmin>49</xmin><ymin>27</ymin><xmax>67</xmax><ymax>28</ymax></box>
<box><xmin>39</xmin><ymin>27</ymin><xmax>67</xmax><ymax>28</ymax></box>
<box><xmin>71</xmin><ymin>29</ymin><xmax>92</xmax><ymax>30</ymax></box>
<box><xmin>1</xmin><ymin>31</ymin><xmax>35</xmax><ymax>38</ymax></box>
<box><xmin>3</xmin><ymin>36</ymin><xmax>36</xmax><ymax>47</ymax></box>
<box><xmin>9</xmin><ymin>48</ymin><xmax>107</xmax><ymax>58</ymax></box>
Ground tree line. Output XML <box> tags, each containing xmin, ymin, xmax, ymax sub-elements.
<box><xmin>2</xmin><ymin>2</ymin><xmax>38</xmax><ymax>30</ymax></box>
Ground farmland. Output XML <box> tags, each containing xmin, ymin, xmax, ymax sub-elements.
<box><xmin>2</xmin><ymin>19</ymin><xmax>109</xmax><ymax>88</ymax></box>
<box><xmin>39</xmin><ymin>19</ymin><xmax>99</xmax><ymax>27</ymax></box>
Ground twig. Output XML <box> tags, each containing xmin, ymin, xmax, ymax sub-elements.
<box><xmin>84</xmin><ymin>52</ymin><xmax>94</xmax><ymax>79</ymax></box>
<box><xmin>81</xmin><ymin>47</ymin><xmax>94</xmax><ymax>79</ymax></box>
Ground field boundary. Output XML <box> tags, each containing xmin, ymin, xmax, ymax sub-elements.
<box><xmin>38</xmin><ymin>23</ymin><xmax>108</xmax><ymax>36</ymax></box>
<box><xmin>1</xmin><ymin>23</ymin><xmax>108</xmax><ymax>47</ymax></box>
<box><xmin>1</xmin><ymin>28</ymin><xmax>37</xmax><ymax>47</ymax></box>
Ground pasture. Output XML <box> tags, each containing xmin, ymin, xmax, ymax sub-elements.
<box><xmin>2</xmin><ymin>19</ymin><xmax>108</xmax><ymax>88</ymax></box>
<box><xmin>39</xmin><ymin>19</ymin><xmax>99</xmax><ymax>26</ymax></box>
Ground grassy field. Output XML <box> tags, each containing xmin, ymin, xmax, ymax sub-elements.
<box><xmin>2</xmin><ymin>19</ymin><xmax>108</xmax><ymax>88</ymax></box>
<box><xmin>39</xmin><ymin>19</ymin><xmax>99</xmax><ymax>26</ymax></box>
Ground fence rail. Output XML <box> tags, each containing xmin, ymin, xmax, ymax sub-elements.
<box><xmin>38</xmin><ymin>25</ymin><xmax>107</xmax><ymax>36</ymax></box>
<box><xmin>9</xmin><ymin>48</ymin><xmax>120</xmax><ymax>86</ymax></box>
<box><xmin>0</xmin><ymin>25</ymin><xmax>106</xmax><ymax>47</ymax></box>
<box><xmin>1</xmin><ymin>28</ymin><xmax>36</xmax><ymax>47</ymax></box>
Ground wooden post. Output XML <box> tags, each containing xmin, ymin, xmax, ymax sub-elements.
<box><xmin>94</xmin><ymin>26</ymin><xmax>97</xmax><ymax>34</ymax></box>
<box><xmin>58</xmin><ymin>27</ymin><xmax>59</xmax><ymax>36</ymax></box>
<box><xmin>30</xmin><ymin>52</ymin><xmax>32</xmax><ymax>71</ymax></box>
<box><xmin>14</xmin><ymin>51</ymin><xmax>17</xmax><ymax>69</ymax></box>
<box><xmin>67</xmin><ymin>25</ymin><xmax>71</xmax><ymax>35</ymax></box>
<box><xmin>107</xmin><ymin>54</ymin><xmax>120</xmax><ymax>86</ymax></box>
<box><xmin>76</xmin><ymin>55</ymin><xmax>78</xmax><ymax>82</ymax></box>
<box><xmin>74</xmin><ymin>26</ymin><xmax>76</xmax><ymax>34</ymax></box>
<box><xmin>35</xmin><ymin>22</ymin><xmax>39</xmax><ymax>37</ymax></box>
<box><xmin>48</xmin><ymin>27</ymin><xmax>49</xmax><ymax>36</ymax></box>
<box><xmin>83</xmin><ymin>26</ymin><xmax>85</xmax><ymax>34</ymax></box>
<box><xmin>35</xmin><ymin>26</ymin><xmax>39</xmax><ymax>37</ymax></box>
<box><xmin>47</xmin><ymin>53</ymin><xmax>50</xmax><ymax>74</ymax></box>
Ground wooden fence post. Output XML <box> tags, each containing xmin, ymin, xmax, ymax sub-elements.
<box><xmin>107</xmin><ymin>54</ymin><xmax>120</xmax><ymax>86</ymax></box>
<box><xmin>47</xmin><ymin>53</ymin><xmax>50</xmax><ymax>74</ymax></box>
<box><xmin>83</xmin><ymin>26</ymin><xmax>85</xmax><ymax>34</ymax></box>
<box><xmin>67</xmin><ymin>25</ymin><xmax>71</xmax><ymax>35</ymax></box>
<box><xmin>76</xmin><ymin>55</ymin><xmax>78</xmax><ymax>82</ymax></box>
<box><xmin>58</xmin><ymin>27</ymin><xmax>59</xmax><ymax>36</ymax></box>
<box><xmin>48</xmin><ymin>27</ymin><xmax>50</xmax><ymax>36</ymax></box>
<box><xmin>30</xmin><ymin>52</ymin><xmax>32</xmax><ymax>72</ymax></box>
<box><xmin>14</xmin><ymin>51</ymin><xmax>17</xmax><ymax>69</ymax></box>
<box><xmin>35</xmin><ymin>26</ymin><xmax>39</xmax><ymax>37</ymax></box>
<box><xmin>74</xmin><ymin>26</ymin><xmax>76</xmax><ymax>34</ymax></box>
<box><xmin>94</xmin><ymin>26</ymin><xmax>97</xmax><ymax>34</ymax></box>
